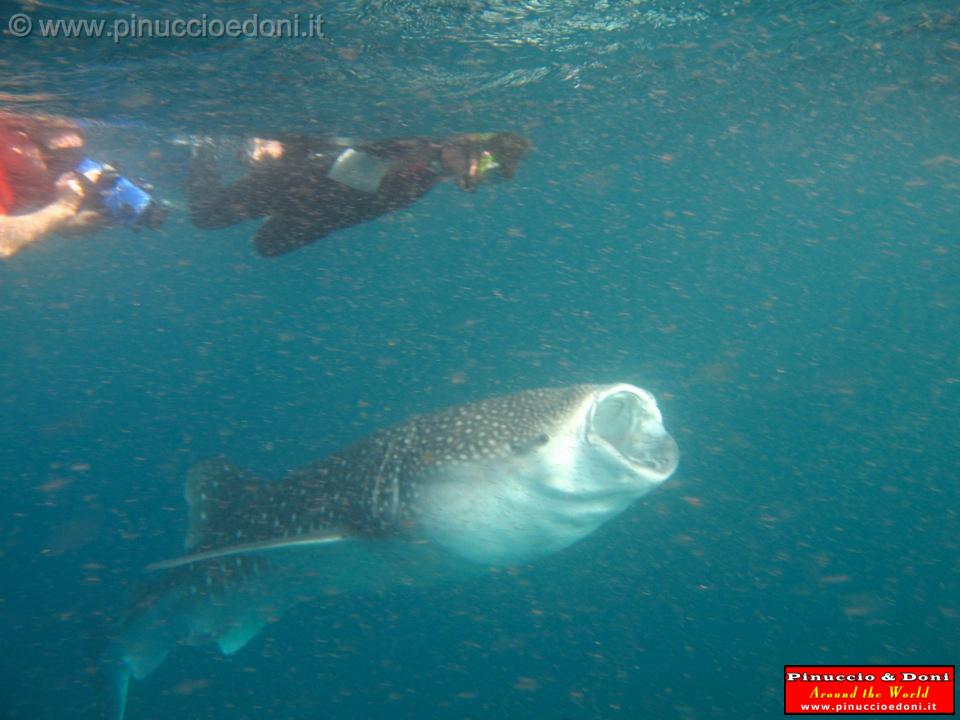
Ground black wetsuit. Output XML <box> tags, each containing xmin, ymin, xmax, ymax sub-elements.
<box><xmin>188</xmin><ymin>136</ymin><xmax>446</xmax><ymax>257</ymax></box>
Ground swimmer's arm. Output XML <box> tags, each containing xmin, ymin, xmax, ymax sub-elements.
<box><xmin>0</xmin><ymin>173</ymin><xmax>101</xmax><ymax>258</ymax></box>
<box><xmin>0</xmin><ymin>200</ymin><xmax>78</xmax><ymax>258</ymax></box>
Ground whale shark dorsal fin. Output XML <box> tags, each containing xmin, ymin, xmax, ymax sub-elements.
<box><xmin>159</xmin><ymin>458</ymin><xmax>351</xmax><ymax>572</ymax></box>
<box><xmin>145</xmin><ymin>531</ymin><xmax>350</xmax><ymax>571</ymax></box>
<box><xmin>184</xmin><ymin>458</ymin><xmax>265</xmax><ymax>551</ymax></box>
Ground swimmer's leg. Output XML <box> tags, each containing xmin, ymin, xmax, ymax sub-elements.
<box><xmin>252</xmin><ymin>215</ymin><xmax>340</xmax><ymax>257</ymax></box>
<box><xmin>187</xmin><ymin>147</ymin><xmax>267</xmax><ymax>230</ymax></box>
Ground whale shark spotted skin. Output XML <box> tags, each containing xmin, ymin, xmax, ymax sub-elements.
<box><xmin>109</xmin><ymin>383</ymin><xmax>679</xmax><ymax>718</ymax></box>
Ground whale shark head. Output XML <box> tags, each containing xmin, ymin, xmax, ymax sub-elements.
<box><xmin>408</xmin><ymin>382</ymin><xmax>679</xmax><ymax>566</ymax></box>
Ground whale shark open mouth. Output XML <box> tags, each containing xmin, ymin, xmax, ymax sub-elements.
<box><xmin>587</xmin><ymin>386</ymin><xmax>679</xmax><ymax>480</ymax></box>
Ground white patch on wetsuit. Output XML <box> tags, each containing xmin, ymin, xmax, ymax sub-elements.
<box><xmin>327</xmin><ymin>148</ymin><xmax>393</xmax><ymax>193</ymax></box>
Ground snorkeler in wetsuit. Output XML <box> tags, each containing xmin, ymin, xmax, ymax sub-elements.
<box><xmin>187</xmin><ymin>132</ymin><xmax>531</xmax><ymax>257</ymax></box>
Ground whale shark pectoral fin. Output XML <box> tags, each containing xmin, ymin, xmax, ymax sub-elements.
<box><xmin>216</xmin><ymin>618</ymin><xmax>266</xmax><ymax>655</ymax></box>
<box><xmin>146</xmin><ymin>531</ymin><xmax>351</xmax><ymax>572</ymax></box>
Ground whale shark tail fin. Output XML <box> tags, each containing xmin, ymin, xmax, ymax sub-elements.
<box><xmin>113</xmin><ymin>662</ymin><xmax>131</xmax><ymax>720</ymax></box>
<box><xmin>106</xmin><ymin>457</ymin><xmax>357</xmax><ymax>718</ymax></box>
<box><xmin>104</xmin><ymin>616</ymin><xmax>170</xmax><ymax>720</ymax></box>
<box><xmin>77</xmin><ymin>611</ymin><xmax>133</xmax><ymax>720</ymax></box>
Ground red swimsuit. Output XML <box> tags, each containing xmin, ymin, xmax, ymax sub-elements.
<box><xmin>0</xmin><ymin>160</ymin><xmax>13</xmax><ymax>215</ymax></box>
<box><xmin>0</xmin><ymin>125</ymin><xmax>57</xmax><ymax>215</ymax></box>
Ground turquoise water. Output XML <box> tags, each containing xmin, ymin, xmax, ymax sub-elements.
<box><xmin>1</xmin><ymin>1</ymin><xmax>958</xmax><ymax>718</ymax></box>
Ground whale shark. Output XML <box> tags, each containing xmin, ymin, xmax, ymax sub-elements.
<box><xmin>108</xmin><ymin>382</ymin><xmax>679</xmax><ymax>718</ymax></box>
